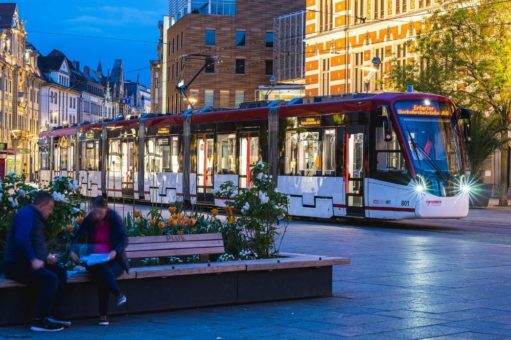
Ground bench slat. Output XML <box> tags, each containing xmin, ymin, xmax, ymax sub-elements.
<box><xmin>127</xmin><ymin>246</ymin><xmax>226</xmax><ymax>259</ymax></box>
<box><xmin>133</xmin><ymin>263</ymin><xmax>247</xmax><ymax>279</ymax></box>
<box><xmin>128</xmin><ymin>233</ymin><xmax>222</xmax><ymax>244</ymax></box>
<box><xmin>126</xmin><ymin>240</ymin><xmax>224</xmax><ymax>252</ymax></box>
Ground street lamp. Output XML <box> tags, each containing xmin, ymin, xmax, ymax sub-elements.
<box><xmin>264</xmin><ymin>75</ymin><xmax>277</xmax><ymax>100</ymax></box>
<box><xmin>363</xmin><ymin>56</ymin><xmax>382</xmax><ymax>93</ymax></box>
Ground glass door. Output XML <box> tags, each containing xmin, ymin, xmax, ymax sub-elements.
<box><xmin>196</xmin><ymin>134</ymin><xmax>215</xmax><ymax>203</ymax></box>
<box><xmin>346</xmin><ymin>128</ymin><xmax>365</xmax><ymax>216</ymax></box>
<box><xmin>121</xmin><ymin>139</ymin><xmax>135</xmax><ymax>198</ymax></box>
<box><xmin>239</xmin><ymin>133</ymin><xmax>260</xmax><ymax>189</ymax></box>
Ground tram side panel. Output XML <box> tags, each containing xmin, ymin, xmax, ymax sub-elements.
<box><xmin>277</xmin><ymin>176</ymin><xmax>345</xmax><ymax>218</ymax></box>
<box><xmin>39</xmin><ymin>170</ymin><xmax>52</xmax><ymax>188</ymax></box>
<box><xmin>79</xmin><ymin>170</ymin><xmax>102</xmax><ymax>197</ymax></box>
<box><xmin>364</xmin><ymin>178</ymin><xmax>417</xmax><ymax>219</ymax></box>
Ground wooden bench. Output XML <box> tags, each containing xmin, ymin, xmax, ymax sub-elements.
<box><xmin>126</xmin><ymin>233</ymin><xmax>225</xmax><ymax>260</ymax></box>
<box><xmin>0</xmin><ymin>233</ymin><xmax>226</xmax><ymax>288</ymax></box>
<box><xmin>0</xmin><ymin>233</ymin><xmax>350</xmax><ymax>325</ymax></box>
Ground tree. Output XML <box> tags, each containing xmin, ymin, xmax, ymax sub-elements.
<box><xmin>389</xmin><ymin>0</ymin><xmax>511</xmax><ymax>205</ymax></box>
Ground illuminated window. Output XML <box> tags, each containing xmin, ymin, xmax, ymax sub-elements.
<box><xmin>216</xmin><ymin>134</ymin><xmax>236</xmax><ymax>174</ymax></box>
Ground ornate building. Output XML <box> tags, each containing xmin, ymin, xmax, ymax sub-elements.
<box><xmin>0</xmin><ymin>3</ymin><xmax>44</xmax><ymax>178</ymax></box>
<box><xmin>305</xmin><ymin>0</ymin><xmax>440</xmax><ymax>96</ymax></box>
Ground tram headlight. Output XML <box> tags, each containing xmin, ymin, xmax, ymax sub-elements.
<box><xmin>415</xmin><ymin>184</ymin><xmax>425</xmax><ymax>193</ymax></box>
<box><xmin>460</xmin><ymin>184</ymin><xmax>471</xmax><ymax>194</ymax></box>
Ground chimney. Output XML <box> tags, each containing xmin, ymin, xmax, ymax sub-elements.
<box><xmin>84</xmin><ymin>66</ymin><xmax>90</xmax><ymax>76</ymax></box>
<box><xmin>73</xmin><ymin>61</ymin><xmax>80</xmax><ymax>70</ymax></box>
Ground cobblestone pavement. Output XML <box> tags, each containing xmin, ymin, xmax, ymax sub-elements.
<box><xmin>2</xmin><ymin>207</ymin><xmax>511</xmax><ymax>339</ymax></box>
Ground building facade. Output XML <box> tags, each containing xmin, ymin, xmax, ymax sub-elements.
<box><xmin>0</xmin><ymin>4</ymin><xmax>44</xmax><ymax>178</ymax></box>
<box><xmin>274</xmin><ymin>10</ymin><xmax>306</xmax><ymax>84</ymax></box>
<box><xmin>305</xmin><ymin>0</ymin><xmax>440</xmax><ymax>96</ymax></box>
<box><xmin>163</xmin><ymin>0</ymin><xmax>304</xmax><ymax>112</ymax></box>
<box><xmin>38</xmin><ymin>50</ymin><xmax>80</xmax><ymax>130</ymax></box>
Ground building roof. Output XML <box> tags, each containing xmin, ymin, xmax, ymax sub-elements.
<box><xmin>37</xmin><ymin>49</ymin><xmax>68</xmax><ymax>74</ymax></box>
<box><xmin>0</xmin><ymin>3</ymin><xmax>17</xmax><ymax>29</ymax></box>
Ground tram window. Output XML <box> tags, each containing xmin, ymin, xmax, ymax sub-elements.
<box><xmin>375</xmin><ymin>124</ymin><xmax>407</xmax><ymax>173</ymax></box>
<box><xmin>68</xmin><ymin>146</ymin><xmax>74</xmax><ymax>171</ymax></box>
<box><xmin>285</xmin><ymin>131</ymin><xmax>322</xmax><ymax>176</ymax></box>
<box><xmin>217</xmin><ymin>134</ymin><xmax>236</xmax><ymax>174</ymax></box>
<box><xmin>54</xmin><ymin>147</ymin><xmax>61</xmax><ymax>171</ymax></box>
<box><xmin>108</xmin><ymin>140</ymin><xmax>122</xmax><ymax>174</ymax></box>
<box><xmin>171</xmin><ymin>136</ymin><xmax>181</xmax><ymax>173</ymax></box>
<box><xmin>60</xmin><ymin>147</ymin><xmax>68</xmax><ymax>171</ymax></box>
<box><xmin>40</xmin><ymin>148</ymin><xmax>50</xmax><ymax>170</ymax></box>
<box><xmin>146</xmin><ymin>136</ymin><xmax>181</xmax><ymax>173</ymax></box>
<box><xmin>81</xmin><ymin>141</ymin><xmax>100</xmax><ymax>171</ymax></box>
<box><xmin>323</xmin><ymin>129</ymin><xmax>336</xmax><ymax>176</ymax></box>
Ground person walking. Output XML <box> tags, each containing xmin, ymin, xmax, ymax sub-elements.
<box><xmin>70</xmin><ymin>196</ymin><xmax>128</xmax><ymax>326</ymax></box>
<box><xmin>3</xmin><ymin>191</ymin><xmax>71</xmax><ymax>332</ymax></box>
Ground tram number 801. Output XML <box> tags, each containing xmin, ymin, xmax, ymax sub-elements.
<box><xmin>401</xmin><ymin>200</ymin><xmax>410</xmax><ymax>207</ymax></box>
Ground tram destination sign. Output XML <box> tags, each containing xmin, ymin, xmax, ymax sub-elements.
<box><xmin>396</xmin><ymin>102</ymin><xmax>451</xmax><ymax>116</ymax></box>
<box><xmin>298</xmin><ymin>116</ymin><xmax>321</xmax><ymax>127</ymax></box>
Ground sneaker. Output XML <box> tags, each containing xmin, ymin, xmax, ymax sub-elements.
<box><xmin>98</xmin><ymin>319</ymin><xmax>110</xmax><ymax>326</ymax></box>
<box><xmin>117</xmin><ymin>294</ymin><xmax>127</xmax><ymax>306</ymax></box>
<box><xmin>47</xmin><ymin>316</ymin><xmax>72</xmax><ymax>328</ymax></box>
<box><xmin>30</xmin><ymin>318</ymin><xmax>65</xmax><ymax>332</ymax></box>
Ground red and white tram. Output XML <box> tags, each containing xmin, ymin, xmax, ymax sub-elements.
<box><xmin>38</xmin><ymin>92</ymin><xmax>471</xmax><ymax>219</ymax></box>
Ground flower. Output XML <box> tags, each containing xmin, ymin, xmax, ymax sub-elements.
<box><xmin>66</xmin><ymin>224</ymin><xmax>74</xmax><ymax>232</ymax></box>
<box><xmin>75</xmin><ymin>216</ymin><xmax>84</xmax><ymax>225</ymax></box>
<box><xmin>211</xmin><ymin>208</ymin><xmax>219</xmax><ymax>217</ymax></box>
<box><xmin>259</xmin><ymin>193</ymin><xmax>269</xmax><ymax>204</ymax></box>
<box><xmin>225</xmin><ymin>206</ymin><xmax>234</xmax><ymax>217</ymax></box>
<box><xmin>227</xmin><ymin>216</ymin><xmax>236</xmax><ymax>224</ymax></box>
<box><xmin>51</xmin><ymin>192</ymin><xmax>69</xmax><ymax>203</ymax></box>
<box><xmin>241</xmin><ymin>202</ymin><xmax>250</xmax><ymax>214</ymax></box>
<box><xmin>158</xmin><ymin>221</ymin><xmax>166</xmax><ymax>229</ymax></box>
<box><xmin>67</xmin><ymin>179</ymin><xmax>79</xmax><ymax>191</ymax></box>
<box><xmin>189</xmin><ymin>218</ymin><xmax>196</xmax><ymax>227</ymax></box>
<box><xmin>133</xmin><ymin>210</ymin><xmax>141</xmax><ymax>218</ymax></box>
<box><xmin>150</xmin><ymin>219</ymin><xmax>157</xmax><ymax>226</ymax></box>
<box><xmin>169</xmin><ymin>206</ymin><xmax>177</xmax><ymax>214</ymax></box>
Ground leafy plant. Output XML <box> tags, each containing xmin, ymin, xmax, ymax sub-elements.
<box><xmin>217</xmin><ymin>162</ymin><xmax>289</xmax><ymax>259</ymax></box>
<box><xmin>465</xmin><ymin>112</ymin><xmax>507</xmax><ymax>182</ymax></box>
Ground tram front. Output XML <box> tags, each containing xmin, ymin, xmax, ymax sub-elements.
<box><xmin>393</xmin><ymin>98</ymin><xmax>470</xmax><ymax>218</ymax></box>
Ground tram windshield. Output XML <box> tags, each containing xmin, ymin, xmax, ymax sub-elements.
<box><xmin>395</xmin><ymin>100</ymin><xmax>462</xmax><ymax>181</ymax></box>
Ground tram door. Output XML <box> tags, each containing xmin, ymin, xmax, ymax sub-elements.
<box><xmin>345</xmin><ymin>128</ymin><xmax>365</xmax><ymax>216</ymax></box>
<box><xmin>238</xmin><ymin>133</ymin><xmax>259</xmax><ymax>189</ymax></box>
<box><xmin>121</xmin><ymin>139</ymin><xmax>135</xmax><ymax>198</ymax></box>
<box><xmin>196</xmin><ymin>134</ymin><xmax>215</xmax><ymax>203</ymax></box>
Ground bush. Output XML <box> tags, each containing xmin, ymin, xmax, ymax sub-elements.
<box><xmin>216</xmin><ymin>162</ymin><xmax>289</xmax><ymax>259</ymax></box>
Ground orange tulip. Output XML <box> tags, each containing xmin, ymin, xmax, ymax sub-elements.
<box><xmin>169</xmin><ymin>206</ymin><xmax>177</xmax><ymax>214</ymax></box>
<box><xmin>227</xmin><ymin>216</ymin><xmax>236</xmax><ymax>224</ymax></box>
<box><xmin>150</xmin><ymin>219</ymin><xmax>157</xmax><ymax>226</ymax></box>
<box><xmin>75</xmin><ymin>216</ymin><xmax>84</xmax><ymax>225</ymax></box>
<box><xmin>225</xmin><ymin>206</ymin><xmax>234</xmax><ymax>216</ymax></box>
<box><xmin>158</xmin><ymin>221</ymin><xmax>165</xmax><ymax>229</ymax></box>
<box><xmin>189</xmin><ymin>218</ymin><xmax>196</xmax><ymax>227</ymax></box>
<box><xmin>171</xmin><ymin>218</ymin><xmax>178</xmax><ymax>226</ymax></box>
<box><xmin>66</xmin><ymin>224</ymin><xmax>74</xmax><ymax>232</ymax></box>
<box><xmin>133</xmin><ymin>210</ymin><xmax>141</xmax><ymax>218</ymax></box>
<box><xmin>211</xmin><ymin>208</ymin><xmax>219</xmax><ymax>217</ymax></box>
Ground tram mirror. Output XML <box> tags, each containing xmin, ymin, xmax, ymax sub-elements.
<box><xmin>382</xmin><ymin>117</ymin><xmax>393</xmax><ymax>142</ymax></box>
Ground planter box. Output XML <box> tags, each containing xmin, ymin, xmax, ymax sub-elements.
<box><xmin>0</xmin><ymin>253</ymin><xmax>349</xmax><ymax>325</ymax></box>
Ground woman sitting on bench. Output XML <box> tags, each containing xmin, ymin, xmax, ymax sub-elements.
<box><xmin>70</xmin><ymin>196</ymin><xmax>129</xmax><ymax>326</ymax></box>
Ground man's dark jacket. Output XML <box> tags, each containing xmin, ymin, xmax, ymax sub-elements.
<box><xmin>71</xmin><ymin>209</ymin><xmax>129</xmax><ymax>272</ymax></box>
<box><xmin>3</xmin><ymin>205</ymin><xmax>49</xmax><ymax>267</ymax></box>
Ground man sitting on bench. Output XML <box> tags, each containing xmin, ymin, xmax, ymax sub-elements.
<box><xmin>2</xmin><ymin>191</ymin><xmax>71</xmax><ymax>332</ymax></box>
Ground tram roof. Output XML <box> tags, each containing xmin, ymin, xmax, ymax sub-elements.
<box><xmin>52</xmin><ymin>126</ymin><xmax>78</xmax><ymax>137</ymax></box>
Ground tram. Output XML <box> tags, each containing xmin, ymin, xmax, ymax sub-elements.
<box><xmin>38</xmin><ymin>92</ymin><xmax>472</xmax><ymax>219</ymax></box>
